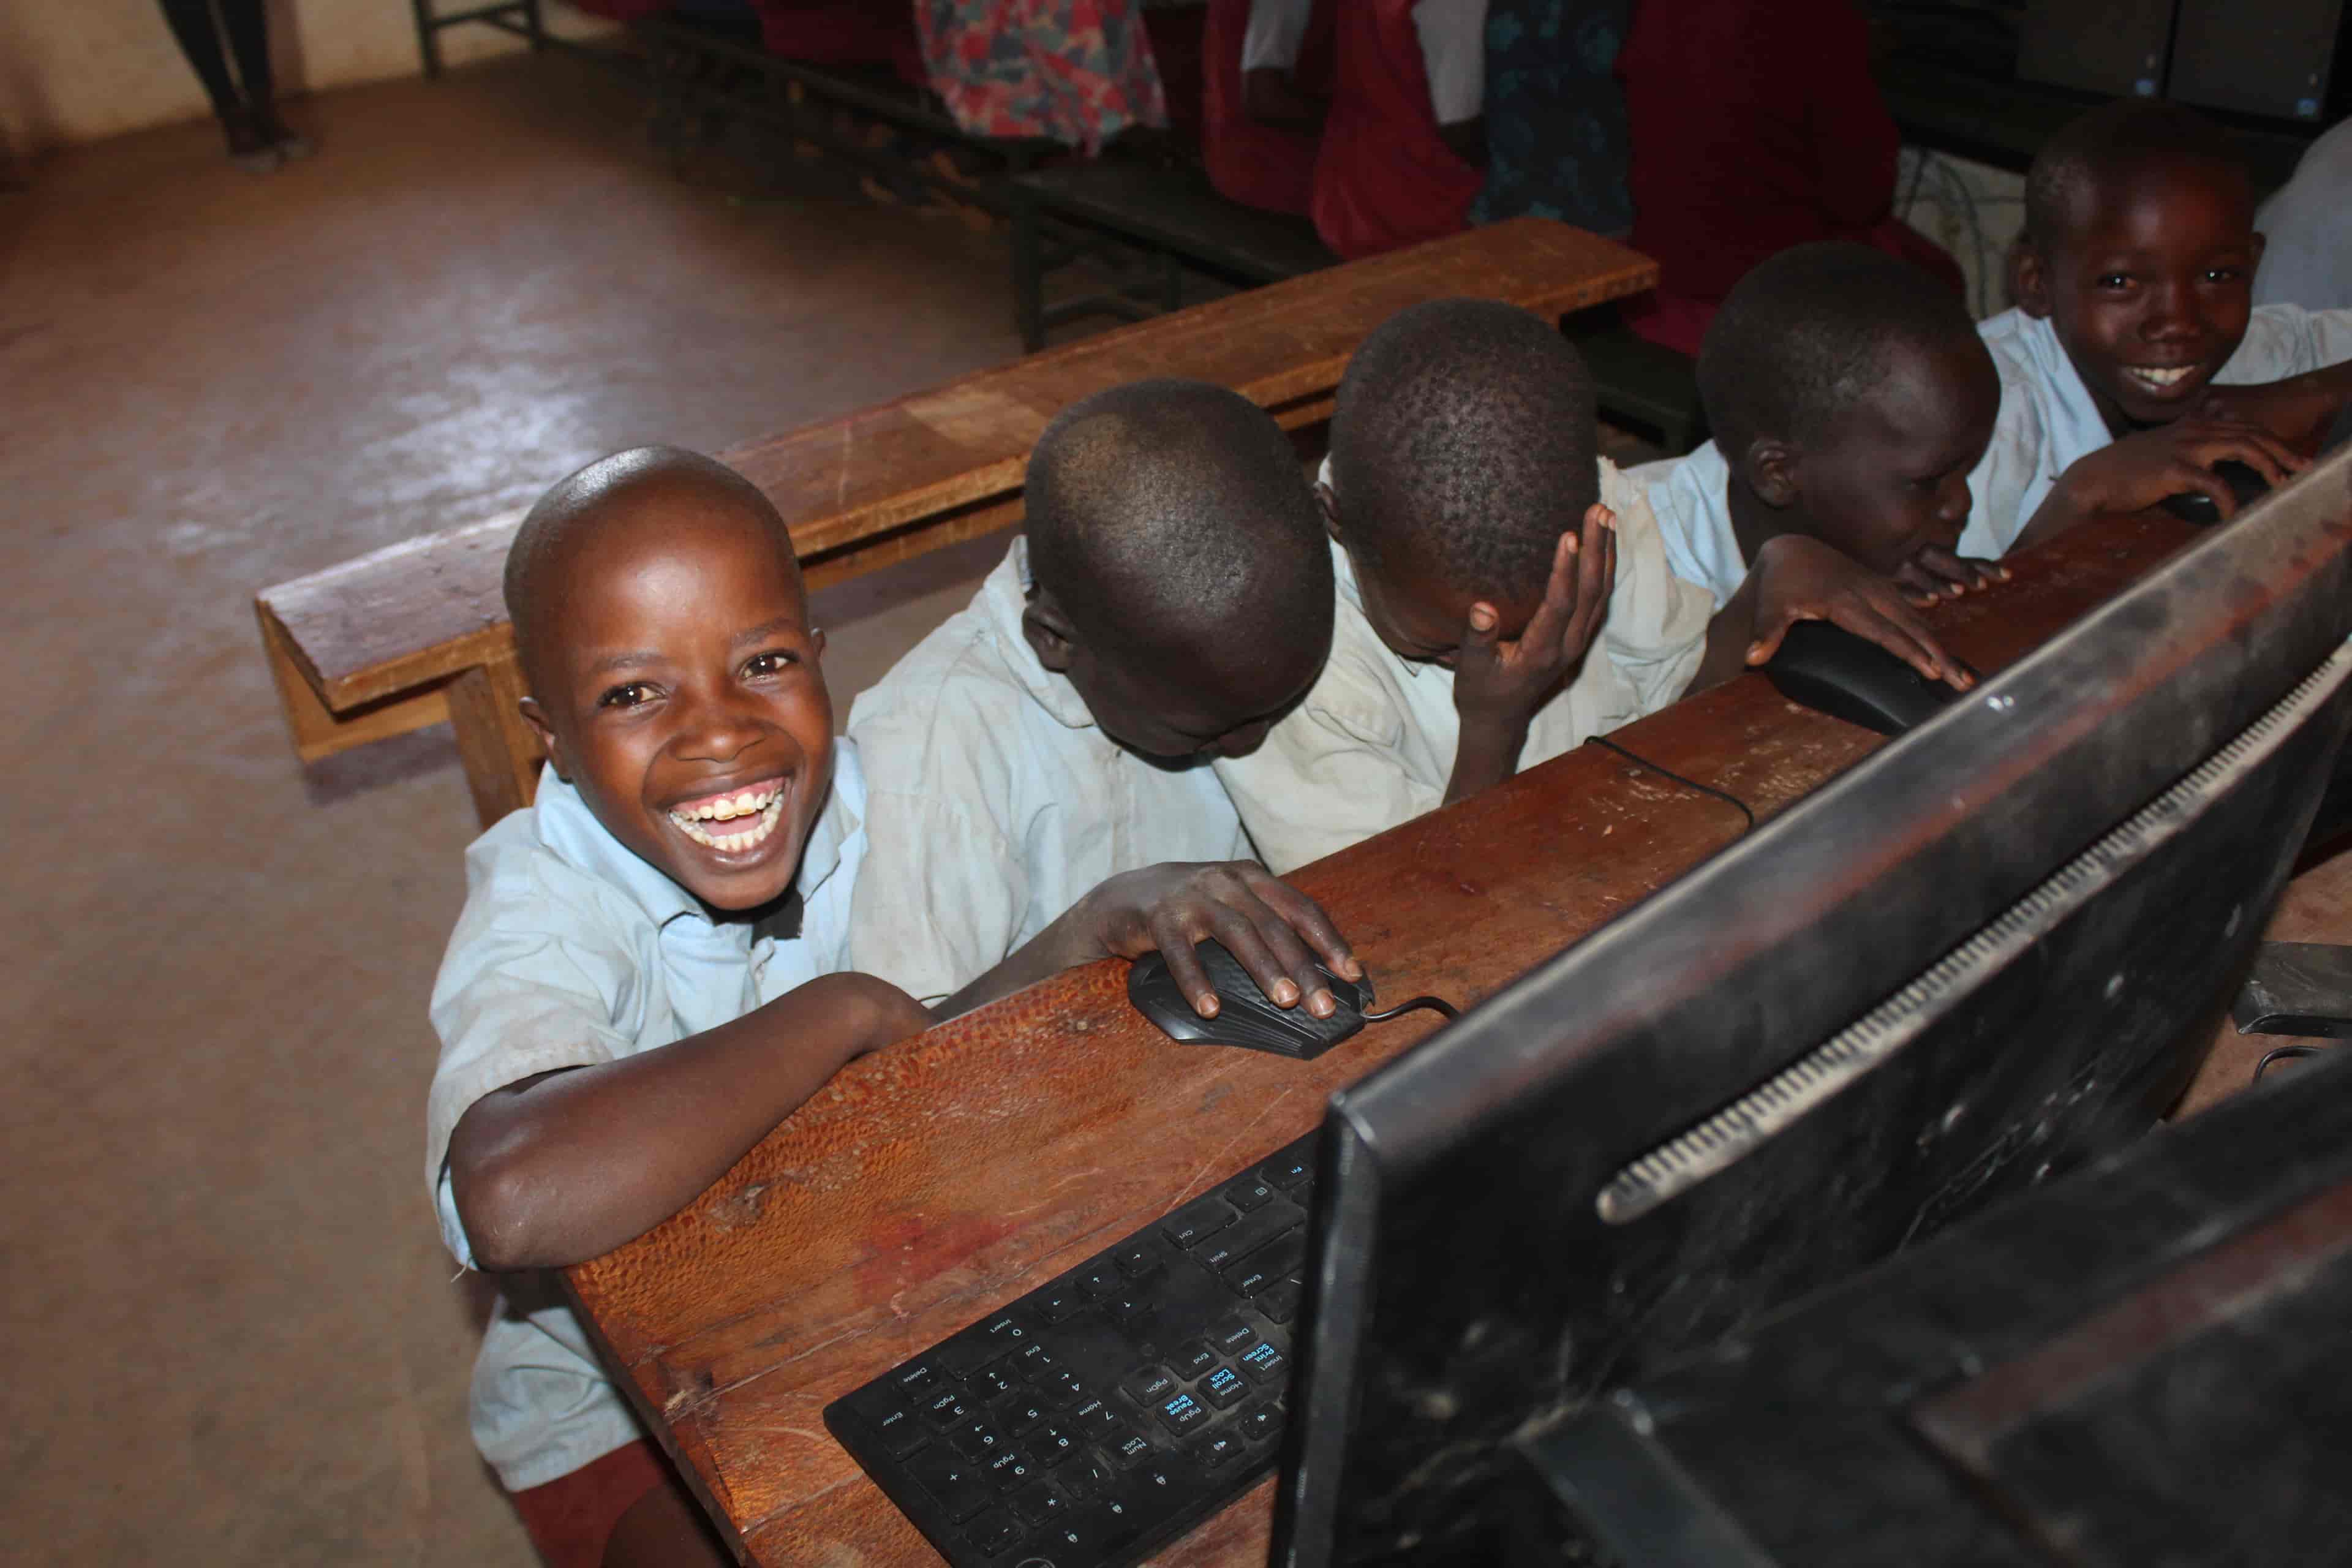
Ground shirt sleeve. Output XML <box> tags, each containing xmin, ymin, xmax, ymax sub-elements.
<box><xmin>846</xmin><ymin>787</ymin><xmax>1027</xmax><ymax>1008</ymax></box>
<box><xmin>1242</xmin><ymin>0</ymin><xmax>1317</xmax><ymax>71</ymax></box>
<box><xmin>1959</xmin><ymin>354</ymin><xmax>2052</xmax><ymax>560</ymax></box>
<box><xmin>1216</xmin><ymin>670</ymin><xmax>1427</xmax><ymax>876</ymax></box>
<box><xmin>1412</xmin><ymin>0</ymin><xmax>1489</xmax><ymax>124</ymax></box>
<box><xmin>424</xmin><ymin>839</ymin><xmax>646</xmax><ymax>1270</ymax></box>
<box><xmin>2257</xmin><ymin>305</ymin><xmax>2352</xmax><ymax>377</ymax></box>
<box><xmin>1597</xmin><ymin>458</ymin><xmax>1714</xmax><ymax>710</ymax></box>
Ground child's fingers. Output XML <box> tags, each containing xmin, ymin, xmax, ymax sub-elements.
<box><xmin>1516</xmin><ymin>529</ymin><xmax>1585</xmax><ymax>659</ymax></box>
<box><xmin>1196</xmin><ymin>902</ymin><xmax>1327</xmax><ymax>1016</ymax></box>
<box><xmin>1849</xmin><ymin>592</ymin><xmax>1973</xmax><ymax>688</ymax></box>
<box><xmin>1457</xmin><ymin>600</ymin><xmax>1504</xmax><ymax>675</ymax></box>
<box><xmin>1154</xmin><ymin>925</ymin><xmax>1225</xmax><ymax>1018</ymax></box>
<box><xmin>1567</xmin><ymin>516</ymin><xmax>1616</xmax><ymax>644</ymax></box>
<box><xmin>1240</xmin><ymin>866</ymin><xmax>1361</xmax><ymax>982</ymax></box>
<box><xmin>2192</xmin><ymin>424</ymin><xmax>2305</xmax><ymax>488</ymax></box>
<box><xmin>2174</xmin><ymin>461</ymin><xmax>2245</xmax><ymax>521</ymax></box>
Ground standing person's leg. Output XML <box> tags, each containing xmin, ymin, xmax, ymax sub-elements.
<box><xmin>215</xmin><ymin>0</ymin><xmax>311</xmax><ymax>157</ymax></box>
<box><xmin>154</xmin><ymin>0</ymin><xmax>277</xmax><ymax>170</ymax></box>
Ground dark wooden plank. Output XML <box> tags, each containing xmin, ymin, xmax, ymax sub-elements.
<box><xmin>564</xmin><ymin>510</ymin><xmax>2198</xmax><ymax>1566</ymax></box>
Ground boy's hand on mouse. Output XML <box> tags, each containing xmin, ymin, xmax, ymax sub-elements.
<box><xmin>1451</xmin><ymin>502</ymin><xmax>1616</xmax><ymax>745</ymax></box>
<box><xmin>1746</xmin><ymin>535</ymin><xmax>1975</xmax><ymax>688</ymax></box>
<box><xmin>1891</xmin><ymin>545</ymin><xmax>2008</xmax><ymax>604</ymax></box>
<box><xmin>1079</xmin><ymin>861</ymin><xmax>1361</xmax><ymax>1021</ymax></box>
<box><xmin>2196</xmin><ymin>372</ymin><xmax>2346</xmax><ymax>452</ymax></box>
<box><xmin>2049</xmin><ymin>417</ymin><xmax>2306</xmax><ymax>524</ymax></box>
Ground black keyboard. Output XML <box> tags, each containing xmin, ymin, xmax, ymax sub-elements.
<box><xmin>823</xmin><ymin>1129</ymin><xmax>1321</xmax><ymax>1566</ymax></box>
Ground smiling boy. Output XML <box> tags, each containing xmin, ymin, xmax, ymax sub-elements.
<box><xmin>1633</xmin><ymin>241</ymin><xmax>2008</xmax><ymax>609</ymax></box>
<box><xmin>1966</xmin><ymin>99</ymin><xmax>2352</xmax><ymax>554</ymax></box>
<box><xmin>426</xmin><ymin>447</ymin><xmax>1356</xmax><ymax>1568</ymax></box>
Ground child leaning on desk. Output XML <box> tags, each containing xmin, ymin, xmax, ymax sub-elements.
<box><xmin>422</xmin><ymin>447</ymin><xmax>1359</xmax><ymax>1568</ymax></box>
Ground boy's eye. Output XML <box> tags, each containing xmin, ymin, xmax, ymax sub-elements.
<box><xmin>2203</xmin><ymin>266</ymin><xmax>2244</xmax><ymax>284</ymax></box>
<box><xmin>598</xmin><ymin>681</ymin><xmax>659</xmax><ymax>710</ymax></box>
<box><xmin>2095</xmin><ymin>272</ymin><xmax>2133</xmax><ymax>291</ymax></box>
<box><xmin>743</xmin><ymin>649</ymin><xmax>799</xmax><ymax>679</ymax></box>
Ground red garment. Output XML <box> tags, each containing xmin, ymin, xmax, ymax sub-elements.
<box><xmin>1201</xmin><ymin>0</ymin><xmax>1335</xmax><ymax>217</ymax></box>
<box><xmin>1310</xmin><ymin>0</ymin><xmax>1483</xmax><ymax>260</ymax></box>
<box><xmin>754</xmin><ymin>1</ymin><xmax>923</xmax><ymax>84</ymax></box>
<box><xmin>1616</xmin><ymin>0</ymin><xmax>1959</xmax><ymax>355</ymax></box>
<box><xmin>506</xmin><ymin>1438</ymin><xmax>669</xmax><ymax>1568</ymax></box>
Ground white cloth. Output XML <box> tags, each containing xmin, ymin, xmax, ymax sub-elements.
<box><xmin>1627</xmin><ymin>441</ymin><xmax>1744</xmax><ymax>609</ymax></box>
<box><xmin>1240</xmin><ymin>0</ymin><xmax>1316</xmax><ymax>71</ymax></box>
<box><xmin>424</xmin><ymin>749</ymin><xmax>870</xmax><ymax>1490</ymax></box>
<box><xmin>1216</xmin><ymin>458</ymin><xmax>1712</xmax><ymax>873</ymax></box>
<box><xmin>1959</xmin><ymin>304</ymin><xmax>2352</xmax><ymax>559</ymax></box>
<box><xmin>2256</xmin><ymin>119</ymin><xmax>2352</xmax><ymax>311</ymax></box>
<box><xmin>1412</xmin><ymin>0</ymin><xmax>1488</xmax><ymax>124</ymax></box>
<box><xmin>843</xmin><ymin>540</ymin><xmax>1252</xmax><ymax>1005</ymax></box>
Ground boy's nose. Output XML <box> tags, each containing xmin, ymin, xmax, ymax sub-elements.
<box><xmin>675</xmin><ymin>689</ymin><xmax>766</xmax><ymax>760</ymax></box>
<box><xmin>2142</xmin><ymin>281</ymin><xmax>2201</xmax><ymax>339</ymax></box>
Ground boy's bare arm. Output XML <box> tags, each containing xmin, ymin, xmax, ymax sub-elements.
<box><xmin>935</xmin><ymin>862</ymin><xmax>1361</xmax><ymax>1025</ymax></box>
<box><xmin>447</xmin><ymin>971</ymin><xmax>930</xmax><ymax>1272</ymax></box>
<box><xmin>2018</xmin><ymin>417</ymin><xmax>2309</xmax><ymax>549</ymax></box>
<box><xmin>1450</xmin><ymin>505</ymin><xmax>1618</xmax><ymax>804</ymax></box>
<box><xmin>2197</xmin><ymin>362</ymin><xmax>2352</xmax><ymax>453</ymax></box>
<box><xmin>1690</xmin><ymin>535</ymin><xmax>1975</xmax><ymax>695</ymax></box>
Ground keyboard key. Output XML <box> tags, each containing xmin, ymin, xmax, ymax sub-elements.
<box><xmin>1038</xmin><ymin>1374</ymin><xmax>1090</xmax><ymax>1411</ymax></box>
<box><xmin>1259</xmin><ymin>1146</ymin><xmax>1314</xmax><ymax>1189</ymax></box>
<box><xmin>1172</xmin><ymin>1340</ymin><xmax>1219</xmax><ymax>1378</ymax></box>
<box><xmin>908</xmin><ymin>1450</ymin><xmax>993</xmax><ymax>1523</ymax></box>
<box><xmin>1201</xmin><ymin>1365</ymin><xmax>1250</xmax><ymax>1409</ymax></box>
<box><xmin>1197</xmin><ymin>1206</ymin><xmax>1301</xmax><ymax>1276</ymax></box>
<box><xmin>861</xmin><ymin>1401</ymin><xmax>929</xmax><ymax>1458</ymax></box>
<box><xmin>1079</xmin><ymin>1263</ymin><xmax>1123</xmax><ymax>1298</ymax></box>
<box><xmin>1065</xmin><ymin>1450</ymin><xmax>1116</xmax><ymax>1495</ymax></box>
<box><xmin>1137</xmin><ymin>1461</ymin><xmax>1185</xmax><ymax>1497</ymax></box>
<box><xmin>1111</xmin><ymin>1431</ymin><xmax>1154</xmax><ymax>1469</ymax></box>
<box><xmin>1161</xmin><ymin>1195</ymin><xmax>1237</xmax><ymax>1250</ymax></box>
<box><xmin>1210</xmin><ymin>1316</ymin><xmax>1260</xmax><ymax>1355</ymax></box>
<box><xmin>1072</xmin><ymin>1398</ymin><xmax>1124</xmax><ymax>1438</ymax></box>
<box><xmin>1039</xmin><ymin>1501</ymin><xmax>1144</xmax><ymax>1558</ymax></box>
<box><xmin>1103</xmin><ymin>1294</ymin><xmax>1152</xmax><ymax>1326</ymax></box>
<box><xmin>937</xmin><ymin>1333</ymin><xmax>1016</xmax><ymax>1380</ymax></box>
<box><xmin>1223</xmin><ymin>1175</ymin><xmax>1277</xmax><ymax>1212</ymax></box>
<box><xmin>1241</xmin><ymin>1404</ymin><xmax>1283</xmax><ymax>1444</ymax></box>
<box><xmin>980</xmin><ymin>1313</ymin><xmax>1030</xmax><ymax>1351</ymax></box>
<box><xmin>1225</xmin><ymin>1232</ymin><xmax>1310</xmax><ymax>1298</ymax></box>
<box><xmin>1155</xmin><ymin>1391</ymin><xmax>1210</xmax><ymax>1437</ymax></box>
<box><xmin>1239</xmin><ymin>1340</ymin><xmax>1291</xmax><ymax>1385</ymax></box>
<box><xmin>971</xmin><ymin>1365</ymin><xmax>1020</xmax><ymax>1403</ymax></box>
<box><xmin>1010</xmin><ymin>1340</ymin><xmax>1059</xmax><ymax>1381</ymax></box>
<box><xmin>1256</xmin><ymin>1280</ymin><xmax>1305</xmax><ymax>1324</ymax></box>
<box><xmin>948</xmin><ymin>1419</ymin><xmax>1008</xmax><ymax>1460</ymax></box>
<box><xmin>890</xmin><ymin>1363</ymin><xmax>939</xmax><ymax>1399</ymax></box>
<box><xmin>1194</xmin><ymin>1430</ymin><xmax>1247</xmax><ymax>1471</ymax></box>
<box><xmin>1121</xmin><ymin>1365</ymin><xmax>1178</xmax><ymax>1406</ymax></box>
<box><xmin>984</xmin><ymin>1447</ymin><xmax>1036</xmax><ymax>1490</ymax></box>
<box><xmin>1112</xmin><ymin>1242</ymin><xmax>1159</xmax><ymax>1276</ymax></box>
<box><xmin>1033</xmin><ymin>1423</ymin><xmax>1080</xmax><ymax>1466</ymax></box>
<box><xmin>963</xmin><ymin>1507</ymin><xmax>1020</xmax><ymax>1558</ymax></box>
<box><xmin>920</xmin><ymin>1388</ymin><xmax>975</xmax><ymax>1429</ymax></box>
<box><xmin>1033</xmin><ymin>1287</ymin><xmax>1087</xmax><ymax>1324</ymax></box>
<box><xmin>1011</xmin><ymin>1479</ymin><xmax>1069</xmax><ymax>1526</ymax></box>
<box><xmin>1001</xmin><ymin>1397</ymin><xmax>1049</xmax><ymax>1436</ymax></box>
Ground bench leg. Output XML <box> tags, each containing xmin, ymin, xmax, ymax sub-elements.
<box><xmin>412</xmin><ymin>0</ymin><xmax>443</xmax><ymax>78</ymax></box>
<box><xmin>447</xmin><ymin>646</ymin><xmax>543</xmax><ymax>827</ymax></box>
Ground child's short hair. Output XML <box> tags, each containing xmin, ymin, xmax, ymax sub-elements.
<box><xmin>2022</xmin><ymin>98</ymin><xmax>2245</xmax><ymax>255</ymax></box>
<box><xmin>1330</xmin><ymin>298</ymin><xmax>1599</xmax><ymax>606</ymax></box>
<box><xmin>1697</xmin><ymin>242</ymin><xmax>1981</xmax><ymax>464</ymax></box>
<box><xmin>502</xmin><ymin>446</ymin><xmax>789</xmax><ymax>690</ymax></box>
<box><xmin>1025</xmin><ymin>378</ymin><xmax>1327</xmax><ymax>654</ymax></box>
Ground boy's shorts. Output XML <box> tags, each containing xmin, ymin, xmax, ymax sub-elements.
<box><xmin>508</xmin><ymin>1439</ymin><xmax>670</xmax><ymax>1568</ymax></box>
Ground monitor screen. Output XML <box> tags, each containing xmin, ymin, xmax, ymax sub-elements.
<box><xmin>1272</xmin><ymin>447</ymin><xmax>2352</xmax><ymax>1566</ymax></box>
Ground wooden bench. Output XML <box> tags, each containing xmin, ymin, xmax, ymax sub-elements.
<box><xmin>256</xmin><ymin>217</ymin><xmax>1657</xmax><ymax>829</ymax></box>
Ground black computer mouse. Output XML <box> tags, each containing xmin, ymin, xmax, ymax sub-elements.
<box><xmin>2160</xmin><ymin>459</ymin><xmax>2271</xmax><ymax>526</ymax></box>
<box><xmin>1763</xmin><ymin>619</ymin><xmax>1967</xmax><ymax>737</ymax></box>
<box><xmin>1126</xmin><ymin>939</ymin><xmax>1368</xmax><ymax>1060</ymax></box>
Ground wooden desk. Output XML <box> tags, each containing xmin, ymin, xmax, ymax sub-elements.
<box><xmin>565</xmin><ymin>511</ymin><xmax>2235</xmax><ymax>1565</ymax></box>
<box><xmin>253</xmin><ymin>217</ymin><xmax>1654</xmax><ymax>827</ymax></box>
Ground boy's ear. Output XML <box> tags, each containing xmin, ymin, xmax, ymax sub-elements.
<box><xmin>1022</xmin><ymin>589</ymin><xmax>1078</xmax><ymax>674</ymax></box>
<box><xmin>2013</xmin><ymin>241</ymin><xmax>2054</xmax><ymax>320</ymax></box>
<box><xmin>1741</xmin><ymin>435</ymin><xmax>1801</xmax><ymax>510</ymax></box>
<box><xmin>519</xmin><ymin>696</ymin><xmax>568</xmax><ymax>782</ymax></box>
<box><xmin>1315</xmin><ymin>479</ymin><xmax>1344</xmax><ymax>544</ymax></box>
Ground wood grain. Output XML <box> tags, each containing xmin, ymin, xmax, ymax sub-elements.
<box><xmin>564</xmin><ymin>512</ymin><xmax>2199</xmax><ymax>1566</ymax></box>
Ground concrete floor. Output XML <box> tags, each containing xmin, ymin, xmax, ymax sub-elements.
<box><xmin>6</xmin><ymin>42</ymin><xmax>2346</xmax><ymax>1568</ymax></box>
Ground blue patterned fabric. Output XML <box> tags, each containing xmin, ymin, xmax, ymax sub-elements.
<box><xmin>1471</xmin><ymin>0</ymin><xmax>1633</xmax><ymax>236</ymax></box>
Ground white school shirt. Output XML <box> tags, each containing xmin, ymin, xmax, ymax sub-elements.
<box><xmin>2256</xmin><ymin>119</ymin><xmax>2352</xmax><ymax>312</ymax></box>
<box><xmin>843</xmin><ymin>539</ymin><xmax>1253</xmax><ymax>1006</ymax></box>
<box><xmin>1243</xmin><ymin>0</ymin><xmax>1487</xmax><ymax>122</ymax></box>
<box><xmin>1215</xmin><ymin>458</ymin><xmax>1713</xmax><ymax>873</ymax></box>
<box><xmin>1959</xmin><ymin>304</ymin><xmax>2352</xmax><ymax>560</ymax></box>
<box><xmin>423</xmin><ymin>747</ymin><xmax>870</xmax><ymax>1491</ymax></box>
<box><xmin>1628</xmin><ymin>440</ymin><xmax>1744</xmax><ymax>609</ymax></box>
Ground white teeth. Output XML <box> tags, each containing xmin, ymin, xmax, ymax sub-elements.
<box><xmin>2131</xmin><ymin>365</ymin><xmax>2195</xmax><ymax>388</ymax></box>
<box><xmin>671</xmin><ymin>794</ymin><xmax>785</xmax><ymax>853</ymax></box>
<box><xmin>670</xmin><ymin>784</ymin><xmax>780</xmax><ymax>824</ymax></box>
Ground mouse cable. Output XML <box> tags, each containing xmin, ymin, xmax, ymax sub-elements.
<box><xmin>1586</xmin><ymin>736</ymin><xmax>1757</xmax><ymax>832</ymax></box>
<box><xmin>1363</xmin><ymin>997</ymin><xmax>1461</xmax><ymax>1023</ymax></box>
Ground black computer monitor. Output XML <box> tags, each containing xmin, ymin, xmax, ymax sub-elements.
<box><xmin>1270</xmin><ymin>446</ymin><xmax>2352</xmax><ymax>1566</ymax></box>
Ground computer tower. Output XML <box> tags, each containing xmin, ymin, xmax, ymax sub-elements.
<box><xmin>2017</xmin><ymin>0</ymin><xmax>2176</xmax><ymax>98</ymax></box>
<box><xmin>2169</xmin><ymin>0</ymin><xmax>2347</xmax><ymax>121</ymax></box>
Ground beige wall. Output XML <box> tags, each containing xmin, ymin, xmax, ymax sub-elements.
<box><xmin>0</xmin><ymin>1</ymin><xmax>616</xmax><ymax>154</ymax></box>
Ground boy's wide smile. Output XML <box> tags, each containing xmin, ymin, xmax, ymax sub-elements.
<box><xmin>666</xmin><ymin>776</ymin><xmax>790</xmax><ymax>854</ymax></box>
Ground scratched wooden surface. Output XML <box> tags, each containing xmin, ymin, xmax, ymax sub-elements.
<box><xmin>563</xmin><ymin>511</ymin><xmax>2207</xmax><ymax>1566</ymax></box>
<box><xmin>255</xmin><ymin>218</ymin><xmax>1654</xmax><ymax>719</ymax></box>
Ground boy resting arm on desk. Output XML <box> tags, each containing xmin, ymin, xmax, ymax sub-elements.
<box><xmin>1971</xmin><ymin>100</ymin><xmax>2352</xmax><ymax>554</ymax></box>
<box><xmin>426</xmin><ymin>448</ymin><xmax>1355</xmax><ymax>1568</ymax></box>
<box><xmin>1215</xmin><ymin>299</ymin><xmax>1973</xmax><ymax>873</ymax></box>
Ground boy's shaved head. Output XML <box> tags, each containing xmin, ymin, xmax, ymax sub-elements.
<box><xmin>1022</xmin><ymin>379</ymin><xmax>1331</xmax><ymax>761</ymax></box>
<box><xmin>1697</xmin><ymin>242</ymin><xmax>1982</xmax><ymax>461</ymax></box>
<box><xmin>1025</xmin><ymin>379</ymin><xmax>1327</xmax><ymax>657</ymax></box>
<box><xmin>2024</xmin><ymin>99</ymin><xmax>2246</xmax><ymax>255</ymax></box>
<box><xmin>504</xmin><ymin>445</ymin><xmax>796</xmax><ymax>693</ymax></box>
<box><xmin>1329</xmin><ymin>298</ymin><xmax>1598</xmax><ymax>607</ymax></box>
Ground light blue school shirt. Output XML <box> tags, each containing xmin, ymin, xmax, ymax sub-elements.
<box><xmin>423</xmin><ymin>745</ymin><xmax>868</xmax><ymax>1491</ymax></box>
